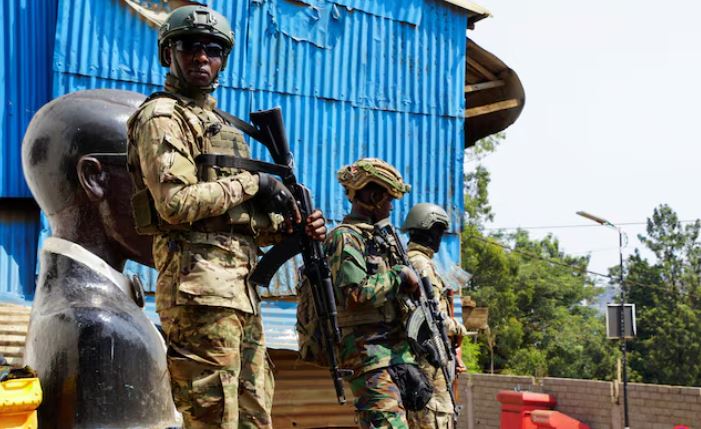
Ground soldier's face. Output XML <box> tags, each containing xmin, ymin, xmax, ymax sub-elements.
<box><xmin>373</xmin><ymin>192</ymin><xmax>394</xmax><ymax>220</ymax></box>
<box><xmin>170</xmin><ymin>36</ymin><xmax>224</xmax><ymax>87</ymax></box>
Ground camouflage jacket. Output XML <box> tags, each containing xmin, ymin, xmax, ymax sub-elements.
<box><xmin>128</xmin><ymin>85</ymin><xmax>276</xmax><ymax>314</ymax></box>
<box><xmin>325</xmin><ymin>214</ymin><xmax>416</xmax><ymax>375</ymax></box>
<box><xmin>407</xmin><ymin>242</ymin><xmax>468</xmax><ymax>413</ymax></box>
<box><xmin>407</xmin><ymin>242</ymin><xmax>468</xmax><ymax>339</ymax></box>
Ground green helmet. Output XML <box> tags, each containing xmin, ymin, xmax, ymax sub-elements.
<box><xmin>337</xmin><ymin>158</ymin><xmax>411</xmax><ymax>201</ymax></box>
<box><xmin>401</xmin><ymin>203</ymin><xmax>450</xmax><ymax>232</ymax></box>
<box><xmin>158</xmin><ymin>5</ymin><xmax>234</xmax><ymax>69</ymax></box>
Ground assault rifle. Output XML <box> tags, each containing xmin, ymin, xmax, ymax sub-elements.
<box><xmin>208</xmin><ymin>107</ymin><xmax>350</xmax><ymax>404</ymax></box>
<box><xmin>373</xmin><ymin>218</ymin><xmax>461</xmax><ymax>423</ymax></box>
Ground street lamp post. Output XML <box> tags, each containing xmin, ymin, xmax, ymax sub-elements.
<box><xmin>576</xmin><ymin>211</ymin><xmax>630</xmax><ymax>429</ymax></box>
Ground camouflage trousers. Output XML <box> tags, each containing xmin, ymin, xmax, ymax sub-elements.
<box><xmin>349</xmin><ymin>368</ymin><xmax>409</xmax><ymax>429</ymax></box>
<box><xmin>407</xmin><ymin>361</ymin><xmax>455</xmax><ymax>429</ymax></box>
<box><xmin>407</xmin><ymin>408</ymin><xmax>453</xmax><ymax>429</ymax></box>
<box><xmin>160</xmin><ymin>306</ymin><xmax>274</xmax><ymax>429</ymax></box>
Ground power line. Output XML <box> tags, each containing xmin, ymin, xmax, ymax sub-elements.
<box><xmin>484</xmin><ymin>220</ymin><xmax>700</xmax><ymax>231</ymax></box>
<box><xmin>469</xmin><ymin>234</ymin><xmax>612</xmax><ymax>279</ymax></box>
<box><xmin>466</xmin><ymin>233</ymin><xmax>655</xmax><ymax>290</ymax></box>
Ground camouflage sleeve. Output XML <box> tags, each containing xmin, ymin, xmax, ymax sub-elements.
<box><xmin>136</xmin><ymin>116</ymin><xmax>259</xmax><ymax>224</ymax></box>
<box><xmin>410</xmin><ymin>253</ymin><xmax>444</xmax><ymax>307</ymax></box>
<box><xmin>445</xmin><ymin>315</ymin><xmax>469</xmax><ymax>338</ymax></box>
<box><xmin>327</xmin><ymin>229</ymin><xmax>403</xmax><ymax>308</ymax></box>
<box><xmin>411</xmin><ymin>253</ymin><xmax>468</xmax><ymax>338</ymax></box>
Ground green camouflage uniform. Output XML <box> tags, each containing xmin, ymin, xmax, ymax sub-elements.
<box><xmin>406</xmin><ymin>243</ymin><xmax>468</xmax><ymax>429</ymax></box>
<box><xmin>128</xmin><ymin>75</ymin><xmax>278</xmax><ymax>429</ymax></box>
<box><xmin>326</xmin><ymin>214</ymin><xmax>416</xmax><ymax>429</ymax></box>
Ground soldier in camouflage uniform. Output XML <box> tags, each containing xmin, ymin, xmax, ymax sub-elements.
<box><xmin>327</xmin><ymin>158</ymin><xmax>425</xmax><ymax>429</ymax></box>
<box><xmin>402</xmin><ymin>203</ymin><xmax>469</xmax><ymax>429</ymax></box>
<box><xmin>127</xmin><ymin>6</ymin><xmax>326</xmax><ymax>428</ymax></box>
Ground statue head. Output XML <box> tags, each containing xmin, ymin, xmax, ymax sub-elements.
<box><xmin>22</xmin><ymin>89</ymin><xmax>153</xmax><ymax>267</ymax></box>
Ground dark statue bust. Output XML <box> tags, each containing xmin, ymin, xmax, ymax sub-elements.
<box><xmin>21</xmin><ymin>89</ymin><xmax>177</xmax><ymax>428</ymax></box>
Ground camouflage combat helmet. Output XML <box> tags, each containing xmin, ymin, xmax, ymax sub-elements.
<box><xmin>158</xmin><ymin>5</ymin><xmax>234</xmax><ymax>70</ymax></box>
<box><xmin>401</xmin><ymin>203</ymin><xmax>449</xmax><ymax>232</ymax></box>
<box><xmin>337</xmin><ymin>158</ymin><xmax>411</xmax><ymax>201</ymax></box>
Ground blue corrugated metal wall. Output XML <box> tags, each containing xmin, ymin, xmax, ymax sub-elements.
<box><xmin>0</xmin><ymin>0</ymin><xmax>58</xmax><ymax>197</ymax></box>
<box><xmin>6</xmin><ymin>0</ymin><xmax>466</xmax><ymax>304</ymax></box>
<box><xmin>50</xmin><ymin>0</ymin><xmax>466</xmax><ymax>295</ymax></box>
<box><xmin>0</xmin><ymin>0</ymin><xmax>469</xmax><ymax>350</ymax></box>
<box><xmin>53</xmin><ymin>0</ymin><xmax>466</xmax><ymax>226</ymax></box>
<box><xmin>0</xmin><ymin>204</ymin><xmax>39</xmax><ymax>302</ymax></box>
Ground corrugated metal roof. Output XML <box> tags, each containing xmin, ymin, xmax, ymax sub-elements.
<box><xmin>447</xmin><ymin>0</ymin><xmax>491</xmax><ymax>22</ymax></box>
<box><xmin>0</xmin><ymin>303</ymin><xmax>30</xmax><ymax>366</ymax></box>
<box><xmin>0</xmin><ymin>204</ymin><xmax>39</xmax><ymax>302</ymax></box>
<box><xmin>0</xmin><ymin>0</ymin><xmax>58</xmax><ymax>197</ymax></box>
<box><xmin>269</xmin><ymin>347</ymin><xmax>356</xmax><ymax>428</ymax></box>
<box><xmin>0</xmin><ymin>302</ymin><xmax>468</xmax><ymax>428</ymax></box>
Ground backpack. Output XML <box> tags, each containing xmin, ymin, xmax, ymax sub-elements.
<box><xmin>295</xmin><ymin>272</ymin><xmax>335</xmax><ymax>367</ymax></box>
<box><xmin>295</xmin><ymin>224</ymin><xmax>365</xmax><ymax>367</ymax></box>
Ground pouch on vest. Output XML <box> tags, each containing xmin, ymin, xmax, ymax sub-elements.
<box><xmin>131</xmin><ymin>187</ymin><xmax>163</xmax><ymax>235</ymax></box>
<box><xmin>387</xmin><ymin>363</ymin><xmax>434</xmax><ymax>411</ymax></box>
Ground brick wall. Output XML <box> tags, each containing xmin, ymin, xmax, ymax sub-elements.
<box><xmin>458</xmin><ymin>374</ymin><xmax>701</xmax><ymax>429</ymax></box>
<box><xmin>626</xmin><ymin>383</ymin><xmax>701</xmax><ymax>429</ymax></box>
<box><xmin>541</xmin><ymin>377</ymin><xmax>614</xmax><ymax>429</ymax></box>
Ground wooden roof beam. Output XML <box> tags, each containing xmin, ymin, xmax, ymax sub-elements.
<box><xmin>467</xmin><ymin>57</ymin><xmax>498</xmax><ymax>81</ymax></box>
<box><xmin>465</xmin><ymin>99</ymin><xmax>520</xmax><ymax>118</ymax></box>
<box><xmin>465</xmin><ymin>80</ymin><xmax>505</xmax><ymax>93</ymax></box>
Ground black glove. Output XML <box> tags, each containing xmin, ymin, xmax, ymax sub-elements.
<box><xmin>256</xmin><ymin>173</ymin><xmax>297</xmax><ymax>220</ymax></box>
<box><xmin>399</xmin><ymin>266</ymin><xmax>420</xmax><ymax>294</ymax></box>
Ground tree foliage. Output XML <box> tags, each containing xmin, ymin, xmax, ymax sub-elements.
<box><xmin>461</xmin><ymin>135</ymin><xmax>617</xmax><ymax>379</ymax></box>
<box><xmin>462</xmin><ymin>227</ymin><xmax>617</xmax><ymax>379</ymax></box>
<box><xmin>623</xmin><ymin>204</ymin><xmax>701</xmax><ymax>386</ymax></box>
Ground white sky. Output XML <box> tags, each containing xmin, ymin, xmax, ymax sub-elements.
<box><xmin>471</xmin><ymin>1</ymin><xmax>701</xmax><ymax>277</ymax></box>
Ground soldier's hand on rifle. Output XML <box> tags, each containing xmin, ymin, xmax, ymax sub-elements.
<box><xmin>305</xmin><ymin>210</ymin><xmax>327</xmax><ymax>241</ymax></box>
<box><xmin>399</xmin><ymin>266</ymin><xmax>420</xmax><ymax>295</ymax></box>
<box><xmin>256</xmin><ymin>173</ymin><xmax>302</xmax><ymax>232</ymax></box>
<box><xmin>455</xmin><ymin>347</ymin><xmax>467</xmax><ymax>374</ymax></box>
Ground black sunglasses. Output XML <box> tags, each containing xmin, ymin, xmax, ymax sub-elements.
<box><xmin>174</xmin><ymin>40</ymin><xmax>225</xmax><ymax>59</ymax></box>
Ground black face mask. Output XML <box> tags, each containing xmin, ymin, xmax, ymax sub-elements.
<box><xmin>410</xmin><ymin>225</ymin><xmax>446</xmax><ymax>253</ymax></box>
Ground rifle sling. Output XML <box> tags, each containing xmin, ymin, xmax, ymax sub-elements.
<box><xmin>195</xmin><ymin>154</ymin><xmax>292</xmax><ymax>179</ymax></box>
<box><xmin>249</xmin><ymin>235</ymin><xmax>303</xmax><ymax>287</ymax></box>
<box><xmin>214</xmin><ymin>108</ymin><xmax>263</xmax><ymax>142</ymax></box>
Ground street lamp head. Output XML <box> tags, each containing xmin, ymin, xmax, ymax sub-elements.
<box><xmin>576</xmin><ymin>210</ymin><xmax>613</xmax><ymax>227</ymax></box>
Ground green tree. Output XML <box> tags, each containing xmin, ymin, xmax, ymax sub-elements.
<box><xmin>463</xmin><ymin>133</ymin><xmax>502</xmax><ymax>228</ymax></box>
<box><xmin>462</xmin><ymin>229</ymin><xmax>618</xmax><ymax>379</ymax></box>
<box><xmin>623</xmin><ymin>204</ymin><xmax>701</xmax><ymax>386</ymax></box>
<box><xmin>461</xmin><ymin>135</ymin><xmax>617</xmax><ymax>379</ymax></box>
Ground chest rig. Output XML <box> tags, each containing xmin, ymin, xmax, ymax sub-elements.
<box><xmin>334</xmin><ymin>224</ymin><xmax>404</xmax><ymax>329</ymax></box>
<box><xmin>127</xmin><ymin>92</ymin><xmax>255</xmax><ymax>235</ymax></box>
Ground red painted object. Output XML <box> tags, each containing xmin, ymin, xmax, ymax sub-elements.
<box><xmin>531</xmin><ymin>410</ymin><xmax>591</xmax><ymax>429</ymax></box>
<box><xmin>496</xmin><ymin>391</ymin><xmax>557</xmax><ymax>429</ymax></box>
